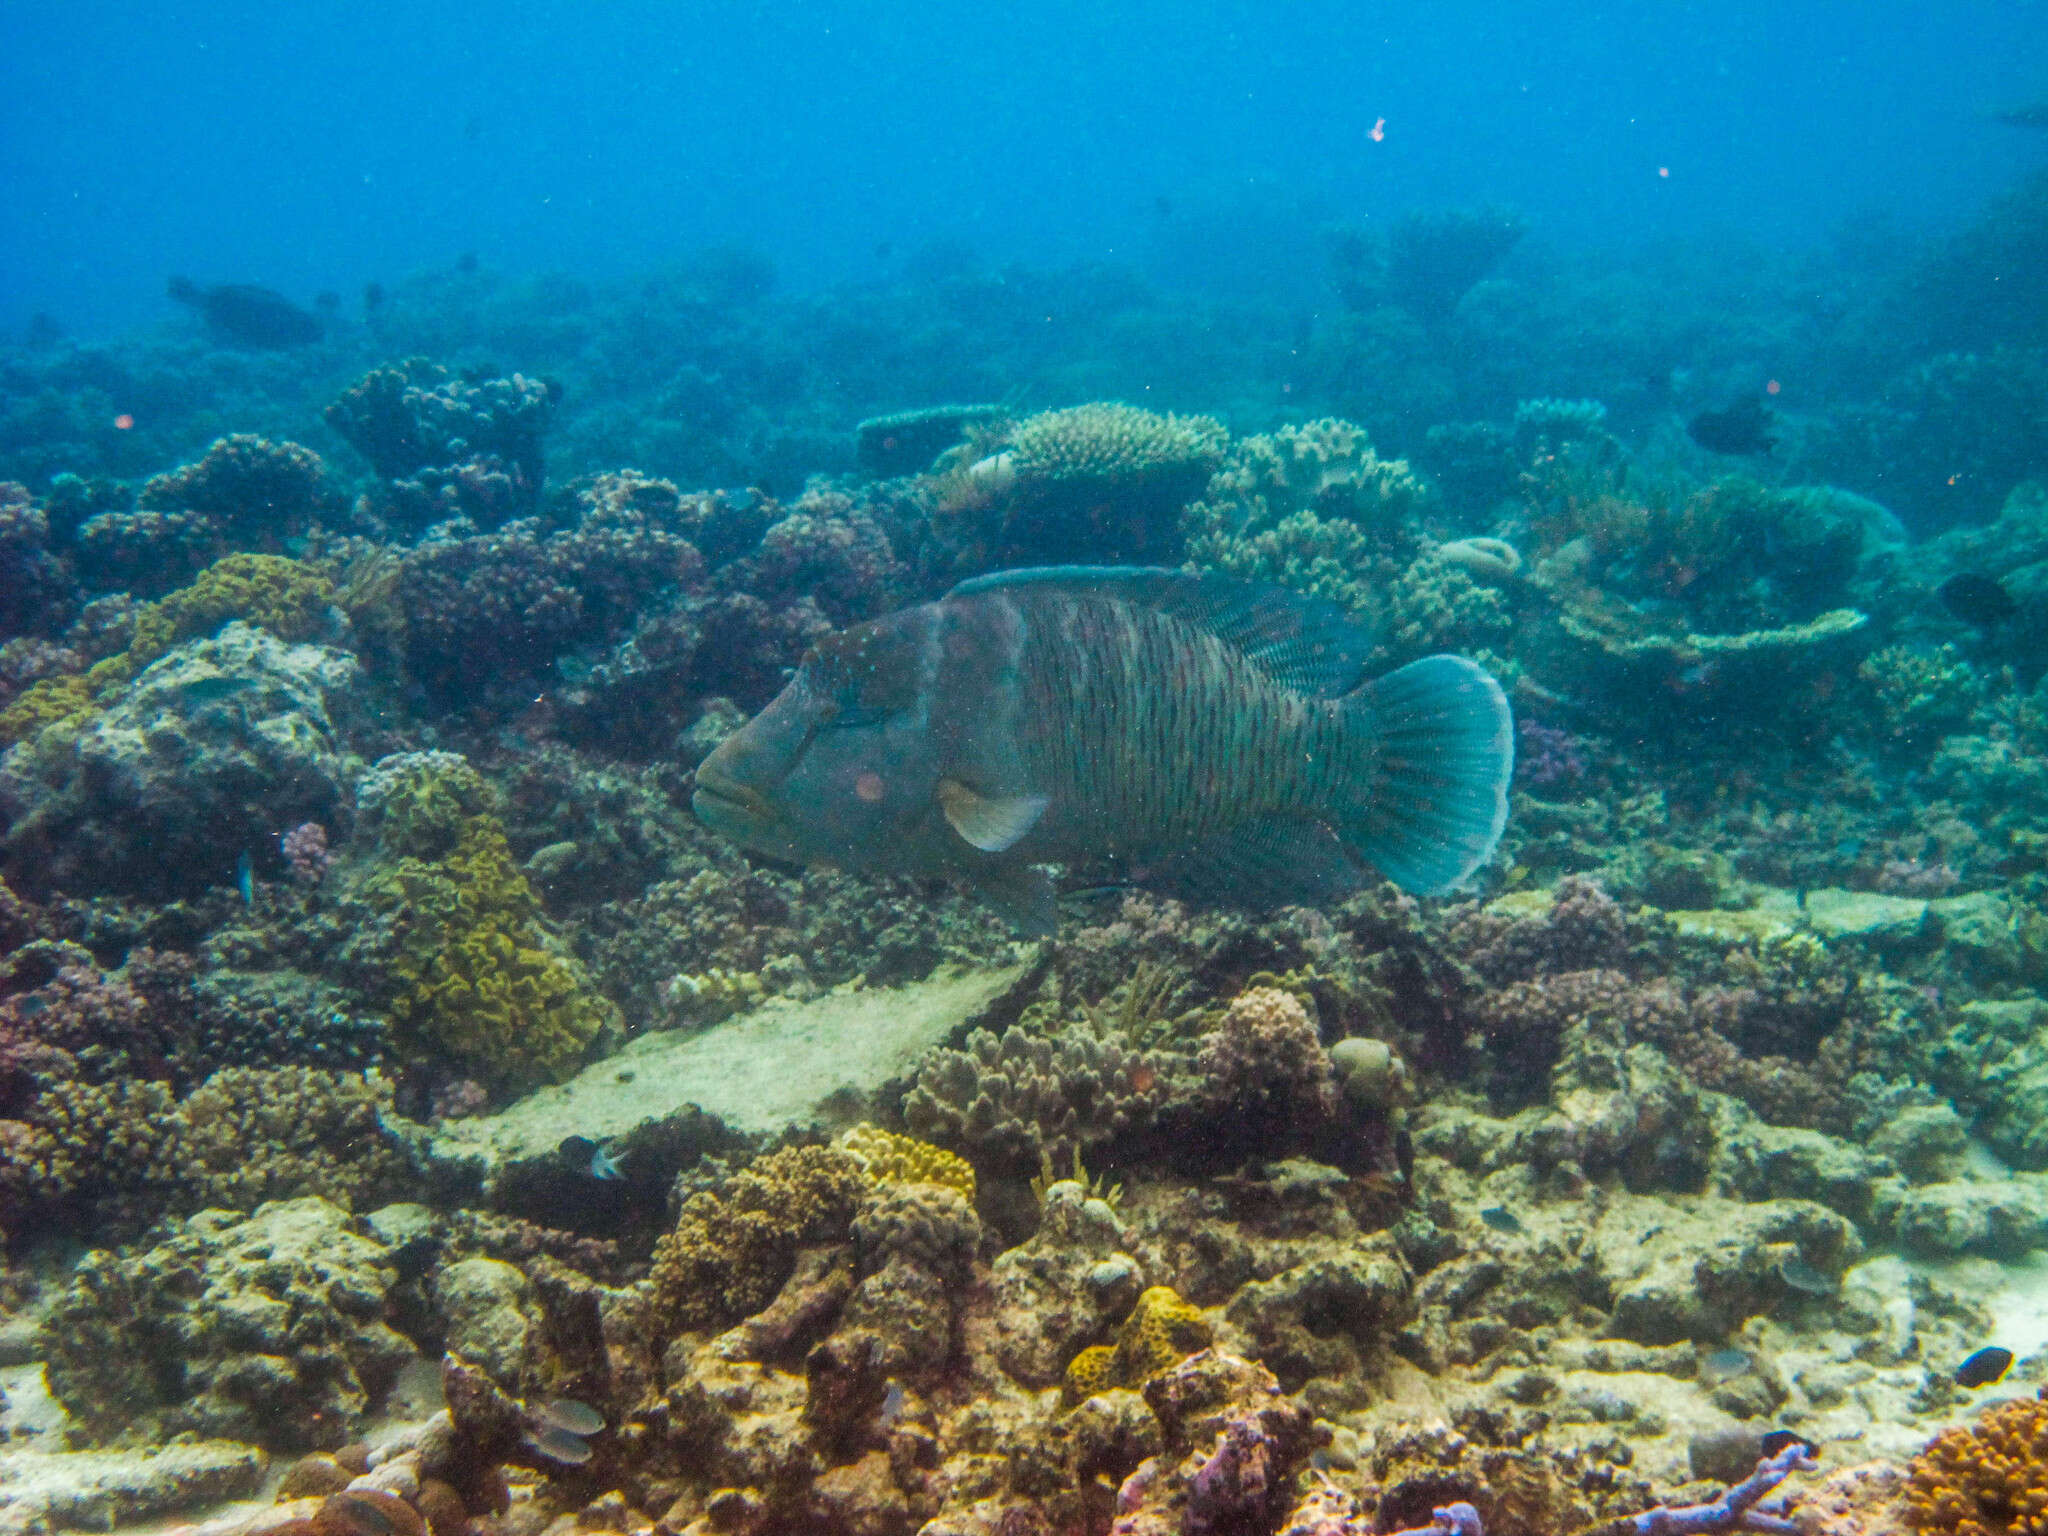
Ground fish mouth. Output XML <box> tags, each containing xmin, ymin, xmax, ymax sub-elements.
<box><xmin>691</xmin><ymin>769</ymin><xmax>777</xmax><ymax>828</ymax></box>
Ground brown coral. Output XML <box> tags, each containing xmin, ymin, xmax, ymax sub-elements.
<box><xmin>647</xmin><ymin>1144</ymin><xmax>865</xmax><ymax>1333</ymax></box>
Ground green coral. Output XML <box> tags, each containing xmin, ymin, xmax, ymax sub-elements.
<box><xmin>355</xmin><ymin>749</ymin><xmax>499</xmax><ymax>860</ymax></box>
<box><xmin>1860</xmin><ymin>643</ymin><xmax>1985</xmax><ymax>751</ymax></box>
<box><xmin>647</xmin><ymin>1144</ymin><xmax>866</xmax><ymax>1331</ymax></box>
<box><xmin>0</xmin><ymin>674</ymin><xmax>95</xmax><ymax>748</ymax></box>
<box><xmin>0</xmin><ymin>554</ymin><xmax>338</xmax><ymax>747</ymax></box>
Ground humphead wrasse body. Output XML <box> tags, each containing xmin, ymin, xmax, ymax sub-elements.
<box><xmin>692</xmin><ymin>566</ymin><xmax>1513</xmax><ymax>933</ymax></box>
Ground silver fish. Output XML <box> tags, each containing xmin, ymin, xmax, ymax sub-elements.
<box><xmin>693</xmin><ymin>567</ymin><xmax>1512</xmax><ymax>932</ymax></box>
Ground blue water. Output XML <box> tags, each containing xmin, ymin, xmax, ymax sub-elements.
<box><xmin>5</xmin><ymin>1</ymin><xmax>2043</xmax><ymax>338</ymax></box>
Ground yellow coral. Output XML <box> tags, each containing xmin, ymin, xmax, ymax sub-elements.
<box><xmin>836</xmin><ymin>1123</ymin><xmax>976</xmax><ymax>1202</ymax></box>
<box><xmin>366</xmin><ymin>818</ymin><xmax>611</xmax><ymax>1093</ymax></box>
<box><xmin>1063</xmin><ymin>1344</ymin><xmax>1119</xmax><ymax>1403</ymax></box>
<box><xmin>0</xmin><ymin>675</ymin><xmax>95</xmax><ymax>747</ymax></box>
<box><xmin>1906</xmin><ymin>1387</ymin><xmax>2048</xmax><ymax>1536</ymax></box>
<box><xmin>1062</xmin><ymin>1285</ymin><xmax>1213</xmax><ymax>1407</ymax></box>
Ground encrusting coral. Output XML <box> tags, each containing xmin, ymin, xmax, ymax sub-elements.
<box><xmin>1063</xmin><ymin>1284</ymin><xmax>1215</xmax><ymax>1406</ymax></box>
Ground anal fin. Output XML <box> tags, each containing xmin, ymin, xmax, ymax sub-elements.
<box><xmin>1130</xmin><ymin>815</ymin><xmax>1363</xmax><ymax>910</ymax></box>
<box><xmin>970</xmin><ymin>862</ymin><xmax>1058</xmax><ymax>937</ymax></box>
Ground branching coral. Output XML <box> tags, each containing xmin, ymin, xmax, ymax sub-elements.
<box><xmin>1196</xmin><ymin>985</ymin><xmax>1338</xmax><ymax>1121</ymax></box>
<box><xmin>1906</xmin><ymin>1386</ymin><xmax>2048</xmax><ymax>1536</ymax></box>
<box><xmin>903</xmin><ymin>1022</ymin><xmax>1191</xmax><ymax>1174</ymax></box>
<box><xmin>135</xmin><ymin>434</ymin><xmax>336</xmax><ymax>549</ymax></box>
<box><xmin>646</xmin><ymin>1144</ymin><xmax>865</xmax><ymax>1332</ymax></box>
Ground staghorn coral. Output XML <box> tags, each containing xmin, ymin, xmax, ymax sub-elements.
<box><xmin>646</xmin><ymin>1143</ymin><xmax>865</xmax><ymax>1332</ymax></box>
<box><xmin>1063</xmin><ymin>1285</ymin><xmax>1215</xmax><ymax>1407</ymax></box>
<box><xmin>1905</xmin><ymin>1387</ymin><xmax>2048</xmax><ymax>1536</ymax></box>
<box><xmin>837</xmin><ymin>1122</ymin><xmax>977</xmax><ymax>1202</ymax></box>
<box><xmin>903</xmin><ymin>1021</ymin><xmax>1191</xmax><ymax>1175</ymax></box>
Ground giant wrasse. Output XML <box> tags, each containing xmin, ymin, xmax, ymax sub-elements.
<box><xmin>692</xmin><ymin>566</ymin><xmax>1513</xmax><ymax>932</ymax></box>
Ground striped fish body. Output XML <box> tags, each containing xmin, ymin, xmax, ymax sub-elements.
<box><xmin>692</xmin><ymin>566</ymin><xmax>1512</xmax><ymax>933</ymax></box>
<box><xmin>995</xmin><ymin>590</ymin><xmax>1349</xmax><ymax>864</ymax></box>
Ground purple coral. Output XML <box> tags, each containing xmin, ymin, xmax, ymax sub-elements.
<box><xmin>1626</xmin><ymin>1445</ymin><xmax>1815</xmax><ymax>1536</ymax></box>
<box><xmin>1516</xmin><ymin>718</ymin><xmax>1588</xmax><ymax>788</ymax></box>
<box><xmin>280</xmin><ymin>822</ymin><xmax>331</xmax><ymax>885</ymax></box>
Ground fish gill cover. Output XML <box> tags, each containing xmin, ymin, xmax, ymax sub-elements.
<box><xmin>1</xmin><ymin>3</ymin><xmax>2047</xmax><ymax>1532</ymax></box>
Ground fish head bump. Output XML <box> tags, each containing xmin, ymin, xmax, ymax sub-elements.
<box><xmin>693</xmin><ymin>611</ymin><xmax>939</xmax><ymax>869</ymax></box>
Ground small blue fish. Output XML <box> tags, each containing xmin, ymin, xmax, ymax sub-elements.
<box><xmin>558</xmin><ymin>1134</ymin><xmax>624</xmax><ymax>1180</ymax></box>
<box><xmin>878</xmin><ymin>1381</ymin><xmax>907</xmax><ymax>1426</ymax></box>
<box><xmin>1478</xmin><ymin>1206</ymin><xmax>1524</xmax><ymax>1235</ymax></box>
<box><xmin>1957</xmin><ymin>1346</ymin><xmax>2015</xmax><ymax>1388</ymax></box>
<box><xmin>181</xmin><ymin>674</ymin><xmax>255</xmax><ymax>704</ymax></box>
<box><xmin>236</xmin><ymin>850</ymin><xmax>254</xmax><ymax>905</ymax></box>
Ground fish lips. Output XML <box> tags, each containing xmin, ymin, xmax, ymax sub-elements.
<box><xmin>692</xmin><ymin>768</ymin><xmax>801</xmax><ymax>859</ymax></box>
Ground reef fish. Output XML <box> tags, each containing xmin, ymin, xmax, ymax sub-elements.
<box><xmin>558</xmin><ymin>1135</ymin><xmax>624</xmax><ymax>1181</ymax></box>
<box><xmin>168</xmin><ymin>276</ymin><xmax>323</xmax><ymax>348</ymax></box>
<box><xmin>1687</xmin><ymin>397</ymin><xmax>1777</xmax><ymax>456</ymax></box>
<box><xmin>1938</xmin><ymin>573</ymin><xmax>2017</xmax><ymax>627</ymax></box>
<box><xmin>1956</xmin><ymin>1346</ymin><xmax>2014</xmax><ymax>1388</ymax></box>
<box><xmin>692</xmin><ymin>567</ymin><xmax>1514</xmax><ymax>933</ymax></box>
<box><xmin>1478</xmin><ymin>1206</ymin><xmax>1524</xmax><ymax>1235</ymax></box>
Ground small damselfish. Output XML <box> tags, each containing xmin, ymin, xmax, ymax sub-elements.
<box><xmin>692</xmin><ymin>566</ymin><xmax>1513</xmax><ymax>933</ymax></box>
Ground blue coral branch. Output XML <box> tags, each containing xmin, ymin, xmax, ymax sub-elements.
<box><xmin>1628</xmin><ymin>1446</ymin><xmax>1817</xmax><ymax>1536</ymax></box>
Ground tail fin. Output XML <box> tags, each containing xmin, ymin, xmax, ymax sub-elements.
<box><xmin>1335</xmin><ymin>655</ymin><xmax>1513</xmax><ymax>896</ymax></box>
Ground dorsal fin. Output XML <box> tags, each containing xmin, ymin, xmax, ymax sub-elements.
<box><xmin>946</xmin><ymin>565</ymin><xmax>1373</xmax><ymax>698</ymax></box>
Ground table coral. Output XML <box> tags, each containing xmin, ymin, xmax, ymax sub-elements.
<box><xmin>646</xmin><ymin>1143</ymin><xmax>865</xmax><ymax>1332</ymax></box>
<box><xmin>1906</xmin><ymin>1385</ymin><xmax>2048</xmax><ymax>1536</ymax></box>
<box><xmin>936</xmin><ymin>401</ymin><xmax>1226</xmax><ymax>566</ymax></box>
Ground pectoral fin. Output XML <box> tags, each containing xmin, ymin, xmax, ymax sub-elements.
<box><xmin>937</xmin><ymin>777</ymin><xmax>1047</xmax><ymax>853</ymax></box>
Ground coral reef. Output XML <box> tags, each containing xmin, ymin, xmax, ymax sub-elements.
<box><xmin>1905</xmin><ymin>1388</ymin><xmax>2048</xmax><ymax>1535</ymax></box>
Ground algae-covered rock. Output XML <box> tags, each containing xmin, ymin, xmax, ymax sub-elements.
<box><xmin>432</xmin><ymin>1257</ymin><xmax>541</xmax><ymax>1394</ymax></box>
<box><xmin>1929</xmin><ymin>998</ymin><xmax>2048</xmax><ymax>1168</ymax></box>
<box><xmin>0</xmin><ymin>622</ymin><xmax>361</xmax><ymax>898</ymax></box>
<box><xmin>1874</xmin><ymin>1177</ymin><xmax>2048</xmax><ymax>1259</ymax></box>
<box><xmin>38</xmin><ymin>1196</ymin><xmax>413</xmax><ymax>1449</ymax></box>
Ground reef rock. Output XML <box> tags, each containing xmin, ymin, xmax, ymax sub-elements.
<box><xmin>38</xmin><ymin>1196</ymin><xmax>414</xmax><ymax>1449</ymax></box>
<box><xmin>0</xmin><ymin>622</ymin><xmax>362</xmax><ymax>898</ymax></box>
